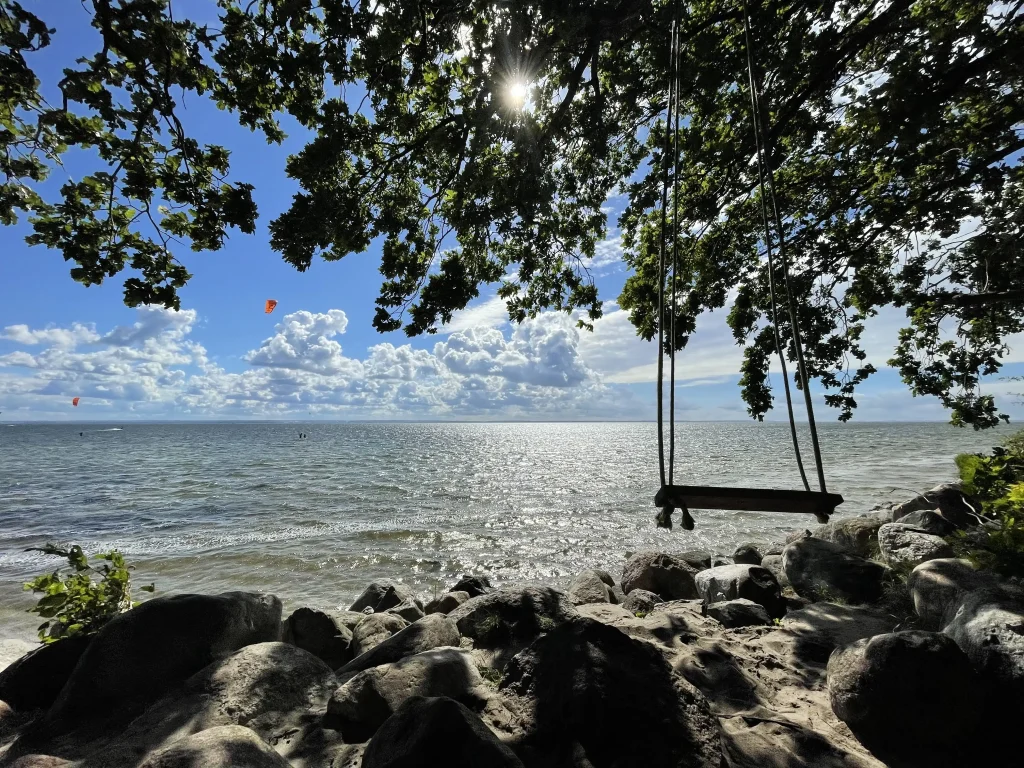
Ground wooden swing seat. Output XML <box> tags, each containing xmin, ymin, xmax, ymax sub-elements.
<box><xmin>655</xmin><ymin>485</ymin><xmax>843</xmax><ymax>517</ymax></box>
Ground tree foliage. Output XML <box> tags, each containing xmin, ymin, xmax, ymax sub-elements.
<box><xmin>2</xmin><ymin>0</ymin><xmax>1022</xmax><ymax>427</ymax></box>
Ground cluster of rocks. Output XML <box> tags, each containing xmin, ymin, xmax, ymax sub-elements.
<box><xmin>0</xmin><ymin>482</ymin><xmax>1019</xmax><ymax>767</ymax></box>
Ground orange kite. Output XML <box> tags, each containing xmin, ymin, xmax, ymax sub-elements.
<box><xmin>265</xmin><ymin>299</ymin><xmax>278</xmax><ymax>314</ymax></box>
<box><xmin>72</xmin><ymin>397</ymin><xmax>80</xmax><ymax>406</ymax></box>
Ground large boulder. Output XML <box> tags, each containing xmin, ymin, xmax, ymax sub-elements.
<box><xmin>811</xmin><ymin>515</ymin><xmax>882</xmax><ymax>558</ymax></box>
<box><xmin>282</xmin><ymin>608</ymin><xmax>353</xmax><ymax>670</ymax></box>
<box><xmin>325</xmin><ymin>648</ymin><xmax>485</xmax><ymax>741</ymax></box>
<box><xmin>620</xmin><ymin>552</ymin><xmax>699</xmax><ymax>600</ymax></box>
<box><xmin>731</xmin><ymin>544</ymin><xmax>763</xmax><ymax>566</ymax></box>
<box><xmin>704</xmin><ymin>599</ymin><xmax>772</xmax><ymax>628</ymax></box>
<box><xmin>621</xmin><ymin>589</ymin><xmax>663</xmax><ymax>615</ymax></box>
<box><xmin>782</xmin><ymin>534</ymin><xmax>890</xmax><ymax>603</ymax></box>
<box><xmin>339</xmin><ymin>614</ymin><xmax>460</xmax><ymax>676</ymax></box>
<box><xmin>896</xmin><ymin>509</ymin><xmax>956</xmax><ymax>536</ymax></box>
<box><xmin>33</xmin><ymin>592</ymin><xmax>281</xmax><ymax>731</ymax></box>
<box><xmin>362</xmin><ymin>696</ymin><xmax>524</xmax><ymax>768</ymax></box>
<box><xmin>892</xmin><ymin>483</ymin><xmax>982</xmax><ymax>529</ymax></box>
<box><xmin>349</xmin><ymin>581</ymin><xmax>415</xmax><ymax>613</ymax></box>
<box><xmin>566</xmin><ymin>570</ymin><xmax>617</xmax><ymax>606</ymax></box>
<box><xmin>450</xmin><ymin>575</ymin><xmax>492</xmax><ymax>598</ymax></box>
<box><xmin>943</xmin><ymin>589</ymin><xmax>1024</xmax><ymax>705</ymax></box>
<box><xmin>759</xmin><ymin>554</ymin><xmax>790</xmax><ymax>589</ymax></box>
<box><xmin>694</xmin><ymin>565</ymin><xmax>784</xmax><ymax>619</ymax></box>
<box><xmin>446</xmin><ymin>587</ymin><xmax>578</xmax><ymax>647</ymax></box>
<box><xmin>385</xmin><ymin>600</ymin><xmax>425</xmax><ymax>623</ymax></box>
<box><xmin>350</xmin><ymin>613</ymin><xmax>409</xmax><ymax>658</ymax></box>
<box><xmin>138</xmin><ymin>725</ymin><xmax>291</xmax><ymax>768</ymax></box>
<box><xmin>877</xmin><ymin>523</ymin><xmax>954</xmax><ymax>569</ymax></box>
<box><xmin>424</xmin><ymin>591</ymin><xmax>470</xmax><ymax>615</ymax></box>
<box><xmin>0</xmin><ymin>635</ymin><xmax>91</xmax><ymax>712</ymax></box>
<box><xmin>771</xmin><ymin>603</ymin><xmax>901</xmax><ymax>665</ymax></box>
<box><xmin>827</xmin><ymin>631</ymin><xmax>979</xmax><ymax>767</ymax></box>
<box><xmin>500</xmin><ymin>617</ymin><xmax>720</xmax><ymax>767</ymax></box>
<box><xmin>907</xmin><ymin>558</ymin><xmax>994</xmax><ymax>629</ymax></box>
<box><xmin>675</xmin><ymin>550</ymin><xmax>713</xmax><ymax>571</ymax></box>
<box><xmin>334</xmin><ymin>611</ymin><xmax>371</xmax><ymax>633</ymax></box>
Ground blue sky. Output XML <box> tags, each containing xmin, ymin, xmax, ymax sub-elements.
<box><xmin>1</xmin><ymin>2</ymin><xmax>1022</xmax><ymax>423</ymax></box>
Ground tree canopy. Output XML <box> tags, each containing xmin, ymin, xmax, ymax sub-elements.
<box><xmin>2</xmin><ymin>0</ymin><xmax>1022</xmax><ymax>427</ymax></box>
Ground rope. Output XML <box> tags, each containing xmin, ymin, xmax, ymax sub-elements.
<box><xmin>668</xmin><ymin>8</ymin><xmax>682</xmax><ymax>487</ymax></box>
<box><xmin>742</xmin><ymin>1</ymin><xmax>828</xmax><ymax>493</ymax></box>
<box><xmin>741</xmin><ymin>1</ymin><xmax>811</xmax><ymax>494</ymax></box>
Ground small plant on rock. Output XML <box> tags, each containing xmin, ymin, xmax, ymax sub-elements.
<box><xmin>24</xmin><ymin>543</ymin><xmax>154</xmax><ymax>644</ymax></box>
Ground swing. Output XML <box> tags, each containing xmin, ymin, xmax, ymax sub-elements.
<box><xmin>653</xmin><ymin>3</ymin><xmax>843</xmax><ymax>530</ymax></box>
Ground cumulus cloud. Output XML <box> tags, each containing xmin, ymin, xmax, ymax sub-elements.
<box><xmin>2</xmin><ymin>322</ymin><xmax>100</xmax><ymax>349</ymax></box>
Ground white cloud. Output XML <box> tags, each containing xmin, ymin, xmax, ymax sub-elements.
<box><xmin>2</xmin><ymin>322</ymin><xmax>99</xmax><ymax>349</ymax></box>
<box><xmin>442</xmin><ymin>295</ymin><xmax>510</xmax><ymax>334</ymax></box>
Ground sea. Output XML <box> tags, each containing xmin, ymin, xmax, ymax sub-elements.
<box><xmin>0</xmin><ymin>421</ymin><xmax>1010</xmax><ymax>640</ymax></box>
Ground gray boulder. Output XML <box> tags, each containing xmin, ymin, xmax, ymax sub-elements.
<box><xmin>892</xmin><ymin>483</ymin><xmax>982</xmax><ymax>529</ymax></box>
<box><xmin>362</xmin><ymin>696</ymin><xmax>524</xmax><ymax>768</ymax></box>
<box><xmin>908</xmin><ymin>558</ymin><xmax>995</xmax><ymax>629</ymax></box>
<box><xmin>33</xmin><ymin>592</ymin><xmax>281</xmax><ymax>733</ymax></box>
<box><xmin>944</xmin><ymin>589</ymin><xmax>1024</xmax><ymax>703</ymax></box>
<box><xmin>783</xmin><ymin>533</ymin><xmax>890</xmax><ymax>603</ymax></box>
<box><xmin>621</xmin><ymin>589</ymin><xmax>663</xmax><ymax>615</ymax></box>
<box><xmin>349</xmin><ymin>581</ymin><xmax>414</xmax><ymax>613</ymax></box>
<box><xmin>386</xmin><ymin>600</ymin><xmax>425</xmax><ymax>623</ymax></box>
<box><xmin>878</xmin><ymin>522</ymin><xmax>954</xmax><ymax>568</ymax></box>
<box><xmin>711</xmin><ymin>555</ymin><xmax>734</xmax><ymax>567</ymax></box>
<box><xmin>325</xmin><ymin>648</ymin><xmax>484</xmax><ymax>741</ymax></box>
<box><xmin>138</xmin><ymin>725</ymin><xmax>291</xmax><ymax>768</ymax></box>
<box><xmin>759</xmin><ymin>554</ymin><xmax>790</xmax><ymax>589</ymax></box>
<box><xmin>334</xmin><ymin>611</ymin><xmax>371</xmax><ymax>633</ymax></box>
<box><xmin>350</xmin><ymin>613</ymin><xmax>409</xmax><ymax>658</ymax></box>
<box><xmin>675</xmin><ymin>549</ymin><xmax>714</xmax><ymax>570</ymax></box>
<box><xmin>704</xmin><ymin>599</ymin><xmax>772</xmax><ymax>628</ymax></box>
<box><xmin>694</xmin><ymin>564</ymin><xmax>784</xmax><ymax>619</ymax></box>
<box><xmin>810</xmin><ymin>515</ymin><xmax>882</xmax><ymax>558</ymax></box>
<box><xmin>896</xmin><ymin>508</ymin><xmax>956</xmax><ymax>536</ymax></box>
<box><xmin>450</xmin><ymin>575</ymin><xmax>492</xmax><ymax>598</ymax></box>
<box><xmin>827</xmin><ymin>631</ymin><xmax>979</xmax><ymax>767</ymax></box>
<box><xmin>775</xmin><ymin>602</ymin><xmax>901</xmax><ymax>664</ymax></box>
<box><xmin>500</xmin><ymin>617</ymin><xmax>719</xmax><ymax>768</ymax></box>
<box><xmin>0</xmin><ymin>635</ymin><xmax>91</xmax><ymax>712</ymax></box>
<box><xmin>424</xmin><ymin>591</ymin><xmax>469</xmax><ymax>615</ymax></box>
<box><xmin>731</xmin><ymin>544</ymin><xmax>763</xmax><ymax>565</ymax></box>
<box><xmin>566</xmin><ymin>570</ymin><xmax>617</xmax><ymax>606</ymax></box>
<box><xmin>446</xmin><ymin>587</ymin><xmax>578</xmax><ymax>647</ymax></box>
<box><xmin>339</xmin><ymin>614</ymin><xmax>460</xmax><ymax>676</ymax></box>
<box><xmin>620</xmin><ymin>552</ymin><xmax>699</xmax><ymax>600</ymax></box>
<box><xmin>282</xmin><ymin>608</ymin><xmax>353</xmax><ymax>670</ymax></box>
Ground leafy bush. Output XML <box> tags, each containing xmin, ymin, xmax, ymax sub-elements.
<box><xmin>23</xmin><ymin>543</ymin><xmax>154</xmax><ymax>644</ymax></box>
<box><xmin>953</xmin><ymin>430</ymin><xmax>1024</xmax><ymax>578</ymax></box>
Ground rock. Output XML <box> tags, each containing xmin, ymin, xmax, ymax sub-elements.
<box><xmin>350</xmin><ymin>613</ymin><xmax>409</xmax><ymax>658</ymax></box>
<box><xmin>386</xmin><ymin>600</ymin><xmax>425</xmax><ymax>623</ymax></box>
<box><xmin>675</xmin><ymin>549</ymin><xmax>713</xmax><ymax>570</ymax></box>
<box><xmin>877</xmin><ymin>522</ymin><xmax>954</xmax><ymax>568</ymax></box>
<box><xmin>892</xmin><ymin>483</ymin><xmax>982</xmax><ymax>529</ymax></box>
<box><xmin>704</xmin><ymin>599</ymin><xmax>772</xmax><ymax>628</ymax></box>
<box><xmin>36</xmin><ymin>592</ymin><xmax>282</xmax><ymax>733</ymax></box>
<box><xmin>908</xmin><ymin>558</ymin><xmax>997</xmax><ymax>629</ymax></box>
<box><xmin>732</xmin><ymin>543</ymin><xmax>763</xmax><ymax>565</ymax></box>
<box><xmin>943</xmin><ymin>589</ymin><xmax>1024</xmax><ymax>704</ymax></box>
<box><xmin>349</xmin><ymin>581</ymin><xmax>415</xmax><ymax>613</ymax></box>
<box><xmin>339</xmin><ymin>613</ymin><xmax>460</xmax><ymax>676</ymax></box>
<box><xmin>711</xmin><ymin>555</ymin><xmax>734</xmax><ymax>567</ymax></box>
<box><xmin>0</xmin><ymin>635</ymin><xmax>91</xmax><ymax>712</ymax></box>
<box><xmin>782</xmin><ymin>533</ymin><xmax>891</xmax><ymax>603</ymax></box>
<box><xmin>811</xmin><ymin>515</ymin><xmax>882</xmax><ymax>558</ymax></box>
<box><xmin>446</xmin><ymin>587</ymin><xmax>578</xmax><ymax>647</ymax></box>
<box><xmin>4</xmin><ymin>757</ymin><xmax>73</xmax><ymax>768</ymax></box>
<box><xmin>500</xmin><ymin>617</ymin><xmax>720</xmax><ymax>767</ymax></box>
<box><xmin>566</xmin><ymin>570</ymin><xmax>618</xmax><ymax>605</ymax></box>
<box><xmin>575</xmin><ymin>604</ymin><xmax>636</xmax><ymax>624</ymax></box>
<box><xmin>896</xmin><ymin>508</ymin><xmax>956</xmax><ymax>536</ymax></box>
<box><xmin>621</xmin><ymin>589</ymin><xmax>663</xmax><ymax>615</ymax></box>
<box><xmin>334</xmin><ymin>611</ymin><xmax>370</xmax><ymax>632</ymax></box>
<box><xmin>827</xmin><ymin>631</ymin><xmax>979</xmax><ymax>766</ymax></box>
<box><xmin>609</xmin><ymin>583</ymin><xmax>627</xmax><ymax>604</ymax></box>
<box><xmin>138</xmin><ymin>725</ymin><xmax>291</xmax><ymax>768</ymax></box>
<box><xmin>424</xmin><ymin>591</ymin><xmax>469</xmax><ymax>615</ymax></box>
<box><xmin>620</xmin><ymin>552</ymin><xmax>699</xmax><ymax>600</ymax></box>
<box><xmin>450</xmin><ymin>575</ymin><xmax>492</xmax><ymax>598</ymax></box>
<box><xmin>362</xmin><ymin>696</ymin><xmax>525</xmax><ymax>768</ymax></box>
<box><xmin>694</xmin><ymin>564</ymin><xmax>785</xmax><ymax>619</ymax></box>
<box><xmin>0</xmin><ymin>640</ymin><xmax>35</xmax><ymax>675</ymax></box>
<box><xmin>759</xmin><ymin>554</ymin><xmax>790</xmax><ymax>589</ymax></box>
<box><xmin>325</xmin><ymin>648</ymin><xmax>485</xmax><ymax>741</ymax></box>
<box><xmin>771</xmin><ymin>602</ymin><xmax>900</xmax><ymax>665</ymax></box>
<box><xmin>282</xmin><ymin>608</ymin><xmax>353</xmax><ymax>670</ymax></box>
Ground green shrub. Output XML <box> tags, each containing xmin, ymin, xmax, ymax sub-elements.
<box><xmin>23</xmin><ymin>543</ymin><xmax>154</xmax><ymax>644</ymax></box>
<box><xmin>952</xmin><ymin>429</ymin><xmax>1024</xmax><ymax>578</ymax></box>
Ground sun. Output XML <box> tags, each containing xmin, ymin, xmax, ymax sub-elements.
<box><xmin>506</xmin><ymin>80</ymin><xmax>530</xmax><ymax>110</ymax></box>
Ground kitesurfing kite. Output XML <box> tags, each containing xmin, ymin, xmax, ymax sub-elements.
<box><xmin>72</xmin><ymin>397</ymin><xmax>80</xmax><ymax>406</ymax></box>
<box><xmin>265</xmin><ymin>299</ymin><xmax>278</xmax><ymax>314</ymax></box>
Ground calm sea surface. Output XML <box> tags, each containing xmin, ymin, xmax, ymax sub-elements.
<box><xmin>0</xmin><ymin>421</ymin><xmax>1010</xmax><ymax>639</ymax></box>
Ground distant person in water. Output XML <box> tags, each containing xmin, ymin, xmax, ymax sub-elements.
<box><xmin>79</xmin><ymin>432</ymin><xmax>83</xmax><ymax>436</ymax></box>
